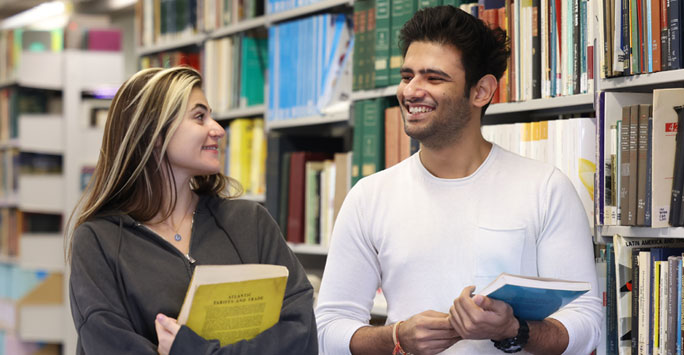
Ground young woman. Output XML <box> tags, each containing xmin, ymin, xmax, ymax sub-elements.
<box><xmin>67</xmin><ymin>67</ymin><xmax>317</xmax><ymax>354</ymax></box>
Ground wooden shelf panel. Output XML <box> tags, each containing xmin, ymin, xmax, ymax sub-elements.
<box><xmin>18</xmin><ymin>114</ymin><xmax>64</xmax><ymax>154</ymax></box>
<box><xmin>599</xmin><ymin>226</ymin><xmax>684</xmax><ymax>239</ymax></box>
<box><xmin>136</xmin><ymin>33</ymin><xmax>207</xmax><ymax>56</ymax></box>
<box><xmin>287</xmin><ymin>243</ymin><xmax>328</xmax><ymax>255</ymax></box>
<box><xmin>214</xmin><ymin>105</ymin><xmax>266</xmax><ymax>121</ymax></box>
<box><xmin>600</xmin><ymin>69</ymin><xmax>684</xmax><ymax>91</ymax></box>
<box><xmin>267</xmin><ymin>0</ymin><xmax>352</xmax><ymax>24</ymax></box>
<box><xmin>18</xmin><ymin>175</ymin><xmax>64</xmax><ymax>214</ymax></box>
<box><xmin>266</xmin><ymin>110</ymin><xmax>349</xmax><ymax>130</ymax></box>
<box><xmin>210</xmin><ymin>17</ymin><xmax>268</xmax><ymax>39</ymax></box>
<box><xmin>19</xmin><ymin>234</ymin><xmax>65</xmax><ymax>272</ymax></box>
<box><xmin>486</xmin><ymin>94</ymin><xmax>595</xmax><ymax>115</ymax></box>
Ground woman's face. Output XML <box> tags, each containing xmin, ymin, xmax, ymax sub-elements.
<box><xmin>165</xmin><ymin>87</ymin><xmax>225</xmax><ymax>181</ymax></box>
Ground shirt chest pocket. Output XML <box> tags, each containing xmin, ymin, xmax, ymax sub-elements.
<box><xmin>473</xmin><ymin>226</ymin><xmax>527</xmax><ymax>288</ymax></box>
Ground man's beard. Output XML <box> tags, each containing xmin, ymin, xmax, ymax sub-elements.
<box><xmin>402</xmin><ymin>95</ymin><xmax>472</xmax><ymax>150</ymax></box>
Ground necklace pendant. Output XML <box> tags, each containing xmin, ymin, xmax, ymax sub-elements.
<box><xmin>174</xmin><ymin>233</ymin><xmax>182</xmax><ymax>242</ymax></box>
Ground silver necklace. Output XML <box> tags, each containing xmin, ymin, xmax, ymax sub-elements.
<box><xmin>170</xmin><ymin>197</ymin><xmax>195</xmax><ymax>242</ymax></box>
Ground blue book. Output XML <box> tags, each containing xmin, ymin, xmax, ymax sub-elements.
<box><xmin>478</xmin><ymin>273</ymin><xmax>591</xmax><ymax>321</ymax></box>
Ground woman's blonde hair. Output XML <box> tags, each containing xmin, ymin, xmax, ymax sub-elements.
<box><xmin>66</xmin><ymin>66</ymin><xmax>241</xmax><ymax>261</ymax></box>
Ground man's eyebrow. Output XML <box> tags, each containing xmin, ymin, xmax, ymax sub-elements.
<box><xmin>420</xmin><ymin>68</ymin><xmax>451</xmax><ymax>78</ymax></box>
<box><xmin>399</xmin><ymin>67</ymin><xmax>452</xmax><ymax>79</ymax></box>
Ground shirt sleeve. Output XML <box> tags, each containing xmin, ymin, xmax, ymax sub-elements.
<box><xmin>171</xmin><ymin>203</ymin><xmax>318</xmax><ymax>355</ymax></box>
<box><xmin>69</xmin><ymin>225</ymin><xmax>158</xmax><ymax>355</ymax></box>
<box><xmin>315</xmin><ymin>181</ymin><xmax>382</xmax><ymax>355</ymax></box>
<box><xmin>538</xmin><ymin>169</ymin><xmax>603</xmax><ymax>355</ymax></box>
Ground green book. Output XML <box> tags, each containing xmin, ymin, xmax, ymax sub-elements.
<box><xmin>418</xmin><ymin>0</ymin><xmax>443</xmax><ymax>7</ymax></box>
<box><xmin>374</xmin><ymin>0</ymin><xmax>392</xmax><ymax>87</ymax></box>
<box><xmin>352</xmin><ymin>101</ymin><xmax>365</xmax><ymax>186</ymax></box>
<box><xmin>352</xmin><ymin>0</ymin><xmax>371</xmax><ymax>91</ymax></box>
<box><xmin>361</xmin><ymin>98</ymin><xmax>389</xmax><ymax>177</ymax></box>
<box><xmin>240</xmin><ymin>36</ymin><xmax>268</xmax><ymax>107</ymax></box>
<box><xmin>304</xmin><ymin>162</ymin><xmax>324</xmax><ymax>244</ymax></box>
<box><xmin>278</xmin><ymin>152</ymin><xmax>292</xmax><ymax>235</ymax></box>
<box><xmin>389</xmin><ymin>0</ymin><xmax>418</xmax><ymax>85</ymax></box>
<box><xmin>363</xmin><ymin>0</ymin><xmax>377</xmax><ymax>90</ymax></box>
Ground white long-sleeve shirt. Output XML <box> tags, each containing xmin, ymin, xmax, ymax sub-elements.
<box><xmin>316</xmin><ymin>144</ymin><xmax>602</xmax><ymax>354</ymax></box>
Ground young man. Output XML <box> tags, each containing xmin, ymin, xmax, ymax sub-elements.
<box><xmin>315</xmin><ymin>5</ymin><xmax>601</xmax><ymax>355</ymax></box>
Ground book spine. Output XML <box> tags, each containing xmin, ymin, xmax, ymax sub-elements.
<box><xmin>628</xmin><ymin>105</ymin><xmax>639</xmax><ymax>225</ymax></box>
<box><xmin>620</xmin><ymin>106</ymin><xmax>630</xmax><ymax>226</ymax></box>
<box><xmin>374</xmin><ymin>0</ymin><xmax>391</xmax><ymax>88</ymax></box>
<box><xmin>669</xmin><ymin>106</ymin><xmax>684</xmax><ymax>226</ymax></box>
<box><xmin>668</xmin><ymin>0</ymin><xmax>680</xmax><ymax>69</ymax></box>
<box><xmin>636</xmin><ymin>104</ymin><xmax>649</xmax><ymax>225</ymax></box>
<box><xmin>645</xmin><ymin>114</ymin><xmax>653</xmax><ymax>226</ymax></box>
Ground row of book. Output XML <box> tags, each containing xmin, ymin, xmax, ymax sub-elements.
<box><xmin>0</xmin><ymin>88</ymin><xmax>61</xmax><ymax>143</ymax></box>
<box><xmin>351</xmin><ymin>98</ymin><xmax>419</xmax><ymax>185</ymax></box>
<box><xmin>352</xmin><ymin>0</ymin><xmax>596</xmax><ymax>102</ymax></box>
<box><xmin>282</xmin><ymin>152</ymin><xmax>351</xmax><ymax>246</ymax></box>
<box><xmin>139</xmin><ymin>49</ymin><xmax>201</xmax><ymax>72</ymax></box>
<box><xmin>136</xmin><ymin>0</ymin><xmax>264</xmax><ymax>47</ymax></box>
<box><xmin>0</xmin><ymin>209</ymin><xmax>21</xmax><ymax>259</ymax></box>
<box><xmin>600</xmin><ymin>0</ymin><xmax>684</xmax><ymax>78</ymax></box>
<box><xmin>605</xmin><ymin>235</ymin><xmax>684</xmax><ymax>355</ymax></box>
<box><xmin>267</xmin><ymin>0</ymin><xmax>330</xmax><ymax>14</ymax></box>
<box><xmin>482</xmin><ymin>117</ymin><xmax>597</xmax><ymax>225</ymax></box>
<box><xmin>597</xmin><ymin>89</ymin><xmax>681</xmax><ymax>228</ymax></box>
<box><xmin>267</xmin><ymin>13</ymin><xmax>352</xmax><ymax>121</ymax></box>
<box><xmin>0</xmin><ymin>210</ymin><xmax>62</xmax><ymax>260</ymax></box>
<box><xmin>0</xmin><ymin>17</ymin><xmax>122</xmax><ymax>83</ymax></box>
<box><xmin>224</xmin><ymin>118</ymin><xmax>267</xmax><ymax>196</ymax></box>
<box><xmin>204</xmin><ymin>34</ymin><xmax>267</xmax><ymax>113</ymax></box>
<box><xmin>0</xmin><ymin>150</ymin><xmax>18</xmax><ymax>202</ymax></box>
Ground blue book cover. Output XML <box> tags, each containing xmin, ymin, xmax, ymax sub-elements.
<box><xmin>479</xmin><ymin>273</ymin><xmax>590</xmax><ymax>321</ymax></box>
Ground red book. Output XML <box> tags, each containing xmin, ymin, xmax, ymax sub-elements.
<box><xmin>87</xmin><ymin>29</ymin><xmax>122</xmax><ymax>51</ymax></box>
<box><xmin>286</xmin><ymin>152</ymin><xmax>331</xmax><ymax>244</ymax></box>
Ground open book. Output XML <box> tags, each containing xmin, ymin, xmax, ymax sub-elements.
<box><xmin>477</xmin><ymin>273</ymin><xmax>591</xmax><ymax>321</ymax></box>
<box><xmin>177</xmin><ymin>264</ymin><xmax>289</xmax><ymax>346</ymax></box>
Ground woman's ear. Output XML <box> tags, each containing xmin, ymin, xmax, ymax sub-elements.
<box><xmin>471</xmin><ymin>74</ymin><xmax>499</xmax><ymax>108</ymax></box>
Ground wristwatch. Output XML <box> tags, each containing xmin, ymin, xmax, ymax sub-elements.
<box><xmin>491</xmin><ymin>317</ymin><xmax>529</xmax><ymax>353</ymax></box>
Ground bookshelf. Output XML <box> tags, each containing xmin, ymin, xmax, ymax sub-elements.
<box><xmin>599</xmin><ymin>69</ymin><xmax>684</xmax><ymax>91</ymax></box>
<box><xmin>0</xmin><ymin>49</ymin><xmax>123</xmax><ymax>355</ymax></box>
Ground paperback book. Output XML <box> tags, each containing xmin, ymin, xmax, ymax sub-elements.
<box><xmin>177</xmin><ymin>264</ymin><xmax>289</xmax><ymax>346</ymax></box>
<box><xmin>478</xmin><ymin>273</ymin><xmax>591</xmax><ymax>320</ymax></box>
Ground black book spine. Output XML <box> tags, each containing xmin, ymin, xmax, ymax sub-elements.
<box><xmin>573</xmin><ymin>0</ymin><xmax>580</xmax><ymax>94</ymax></box>
<box><xmin>631</xmin><ymin>248</ymin><xmax>641</xmax><ymax>354</ymax></box>
<box><xmin>670</xmin><ymin>106</ymin><xmax>684</xmax><ymax>226</ymax></box>
<box><xmin>668</xmin><ymin>0</ymin><xmax>681</xmax><ymax>69</ymax></box>
<box><xmin>622</xmin><ymin>0</ymin><xmax>632</xmax><ymax>74</ymax></box>
<box><xmin>532</xmin><ymin>0</ymin><xmax>542</xmax><ymax>98</ymax></box>
<box><xmin>645</xmin><ymin>116</ymin><xmax>653</xmax><ymax>226</ymax></box>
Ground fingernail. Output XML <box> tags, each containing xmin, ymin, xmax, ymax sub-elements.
<box><xmin>156</xmin><ymin>314</ymin><xmax>164</xmax><ymax>321</ymax></box>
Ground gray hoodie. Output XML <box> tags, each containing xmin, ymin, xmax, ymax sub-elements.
<box><xmin>69</xmin><ymin>194</ymin><xmax>317</xmax><ymax>354</ymax></box>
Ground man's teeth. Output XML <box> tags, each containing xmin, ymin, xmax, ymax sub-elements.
<box><xmin>409</xmin><ymin>106</ymin><xmax>433</xmax><ymax>114</ymax></box>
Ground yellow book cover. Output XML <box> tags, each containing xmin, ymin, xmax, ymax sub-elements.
<box><xmin>177</xmin><ymin>264</ymin><xmax>288</xmax><ymax>346</ymax></box>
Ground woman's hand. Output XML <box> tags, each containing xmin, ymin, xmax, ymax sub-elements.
<box><xmin>155</xmin><ymin>313</ymin><xmax>181</xmax><ymax>355</ymax></box>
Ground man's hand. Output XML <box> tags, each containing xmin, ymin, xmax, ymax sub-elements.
<box><xmin>398</xmin><ymin>310</ymin><xmax>462</xmax><ymax>355</ymax></box>
<box><xmin>155</xmin><ymin>313</ymin><xmax>181</xmax><ymax>355</ymax></box>
<box><xmin>447</xmin><ymin>286</ymin><xmax>519</xmax><ymax>341</ymax></box>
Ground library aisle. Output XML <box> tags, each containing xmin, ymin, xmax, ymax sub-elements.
<box><xmin>1</xmin><ymin>0</ymin><xmax>684</xmax><ymax>354</ymax></box>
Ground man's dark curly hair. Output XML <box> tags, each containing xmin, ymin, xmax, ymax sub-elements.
<box><xmin>399</xmin><ymin>5</ymin><xmax>510</xmax><ymax>104</ymax></box>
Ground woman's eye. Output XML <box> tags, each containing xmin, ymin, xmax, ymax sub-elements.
<box><xmin>195</xmin><ymin>113</ymin><xmax>205</xmax><ymax>120</ymax></box>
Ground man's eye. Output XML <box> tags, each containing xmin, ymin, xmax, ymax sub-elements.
<box><xmin>401</xmin><ymin>76</ymin><xmax>412</xmax><ymax>82</ymax></box>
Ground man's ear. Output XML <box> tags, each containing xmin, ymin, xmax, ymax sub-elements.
<box><xmin>470</xmin><ymin>74</ymin><xmax>499</xmax><ymax>108</ymax></box>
